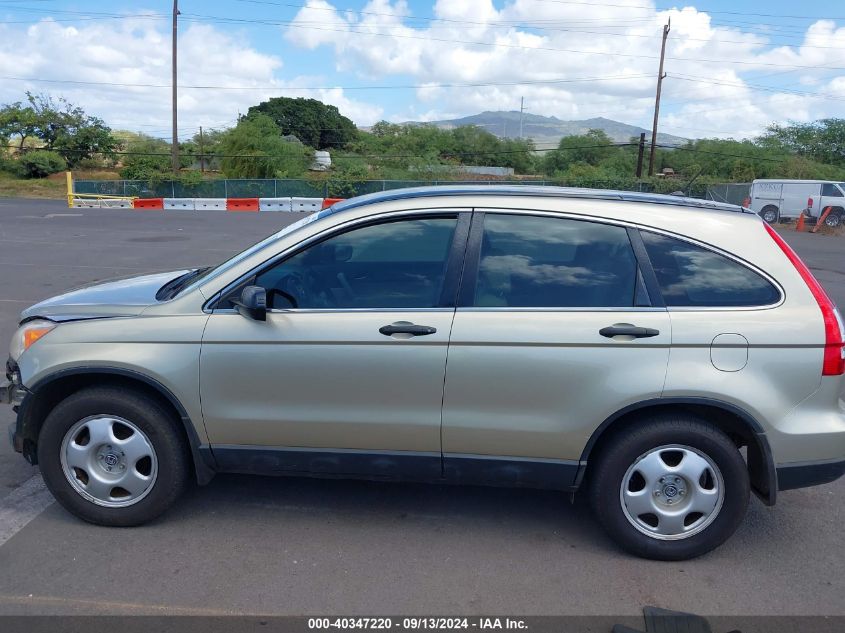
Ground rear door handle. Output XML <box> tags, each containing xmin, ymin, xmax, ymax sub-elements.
<box><xmin>599</xmin><ymin>325</ymin><xmax>660</xmax><ymax>339</ymax></box>
<box><xmin>379</xmin><ymin>323</ymin><xmax>437</xmax><ymax>336</ymax></box>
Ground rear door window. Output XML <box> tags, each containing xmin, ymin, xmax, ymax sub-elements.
<box><xmin>472</xmin><ymin>214</ymin><xmax>638</xmax><ymax>308</ymax></box>
<box><xmin>641</xmin><ymin>231</ymin><xmax>780</xmax><ymax>307</ymax></box>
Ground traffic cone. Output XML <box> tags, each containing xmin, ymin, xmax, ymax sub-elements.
<box><xmin>796</xmin><ymin>211</ymin><xmax>806</xmax><ymax>232</ymax></box>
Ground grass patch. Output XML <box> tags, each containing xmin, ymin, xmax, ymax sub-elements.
<box><xmin>0</xmin><ymin>169</ymin><xmax>122</xmax><ymax>200</ymax></box>
<box><xmin>0</xmin><ymin>173</ymin><xmax>66</xmax><ymax>199</ymax></box>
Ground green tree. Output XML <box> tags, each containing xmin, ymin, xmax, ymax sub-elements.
<box><xmin>118</xmin><ymin>134</ymin><xmax>173</xmax><ymax>180</ymax></box>
<box><xmin>218</xmin><ymin>114</ymin><xmax>311</xmax><ymax>178</ymax></box>
<box><xmin>0</xmin><ymin>101</ymin><xmax>40</xmax><ymax>151</ymax></box>
<box><xmin>543</xmin><ymin>129</ymin><xmax>615</xmax><ymax>175</ymax></box>
<box><xmin>246</xmin><ymin>97</ymin><xmax>357</xmax><ymax>149</ymax></box>
<box><xmin>18</xmin><ymin>149</ymin><xmax>67</xmax><ymax>178</ymax></box>
<box><xmin>181</xmin><ymin>128</ymin><xmax>226</xmax><ymax>171</ymax></box>
<box><xmin>0</xmin><ymin>93</ymin><xmax>117</xmax><ymax>166</ymax></box>
<box><xmin>759</xmin><ymin>119</ymin><xmax>845</xmax><ymax>167</ymax></box>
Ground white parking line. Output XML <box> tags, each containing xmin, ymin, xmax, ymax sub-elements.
<box><xmin>0</xmin><ymin>475</ymin><xmax>54</xmax><ymax>548</ymax></box>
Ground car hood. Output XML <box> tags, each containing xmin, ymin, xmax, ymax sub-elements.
<box><xmin>20</xmin><ymin>269</ymin><xmax>190</xmax><ymax>322</ymax></box>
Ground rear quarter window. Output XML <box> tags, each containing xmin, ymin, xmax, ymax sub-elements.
<box><xmin>641</xmin><ymin>231</ymin><xmax>781</xmax><ymax>307</ymax></box>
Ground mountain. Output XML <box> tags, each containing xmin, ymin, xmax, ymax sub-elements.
<box><xmin>405</xmin><ymin>111</ymin><xmax>687</xmax><ymax>148</ymax></box>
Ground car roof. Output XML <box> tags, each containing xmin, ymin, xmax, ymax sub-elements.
<box><xmin>753</xmin><ymin>179</ymin><xmax>842</xmax><ymax>184</ymax></box>
<box><xmin>326</xmin><ymin>185</ymin><xmax>751</xmax><ymax>215</ymax></box>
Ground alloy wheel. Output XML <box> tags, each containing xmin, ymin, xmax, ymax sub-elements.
<box><xmin>60</xmin><ymin>415</ymin><xmax>158</xmax><ymax>507</ymax></box>
<box><xmin>620</xmin><ymin>444</ymin><xmax>725</xmax><ymax>541</ymax></box>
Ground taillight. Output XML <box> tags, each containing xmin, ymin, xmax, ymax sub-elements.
<box><xmin>807</xmin><ymin>196</ymin><xmax>814</xmax><ymax>209</ymax></box>
<box><xmin>764</xmin><ymin>223</ymin><xmax>845</xmax><ymax>376</ymax></box>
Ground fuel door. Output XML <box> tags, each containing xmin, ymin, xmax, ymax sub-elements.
<box><xmin>710</xmin><ymin>333</ymin><xmax>749</xmax><ymax>372</ymax></box>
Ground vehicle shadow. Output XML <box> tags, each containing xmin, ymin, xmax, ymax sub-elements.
<box><xmin>172</xmin><ymin>472</ymin><xmax>611</xmax><ymax>548</ymax></box>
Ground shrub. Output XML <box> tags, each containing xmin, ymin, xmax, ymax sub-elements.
<box><xmin>0</xmin><ymin>154</ymin><xmax>23</xmax><ymax>176</ymax></box>
<box><xmin>18</xmin><ymin>149</ymin><xmax>67</xmax><ymax>178</ymax></box>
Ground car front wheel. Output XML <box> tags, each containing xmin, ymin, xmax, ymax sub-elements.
<box><xmin>588</xmin><ymin>414</ymin><xmax>749</xmax><ymax>560</ymax></box>
<box><xmin>37</xmin><ymin>386</ymin><xmax>190</xmax><ymax>526</ymax></box>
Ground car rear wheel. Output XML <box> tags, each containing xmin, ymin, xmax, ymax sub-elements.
<box><xmin>38</xmin><ymin>386</ymin><xmax>190</xmax><ymax>526</ymax></box>
<box><xmin>588</xmin><ymin>414</ymin><xmax>749</xmax><ymax>560</ymax></box>
<box><xmin>760</xmin><ymin>205</ymin><xmax>779</xmax><ymax>224</ymax></box>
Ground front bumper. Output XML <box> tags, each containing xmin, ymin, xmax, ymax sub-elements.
<box><xmin>0</xmin><ymin>378</ymin><xmax>25</xmax><ymax>407</ymax></box>
<box><xmin>3</xmin><ymin>359</ymin><xmax>27</xmax><ymax>455</ymax></box>
<box><xmin>777</xmin><ymin>458</ymin><xmax>845</xmax><ymax>491</ymax></box>
<box><xmin>8</xmin><ymin>422</ymin><xmax>22</xmax><ymax>453</ymax></box>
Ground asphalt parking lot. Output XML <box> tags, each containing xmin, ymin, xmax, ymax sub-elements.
<box><xmin>0</xmin><ymin>198</ymin><xmax>844</xmax><ymax>622</ymax></box>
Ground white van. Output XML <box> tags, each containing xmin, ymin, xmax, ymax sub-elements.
<box><xmin>750</xmin><ymin>179</ymin><xmax>845</xmax><ymax>227</ymax></box>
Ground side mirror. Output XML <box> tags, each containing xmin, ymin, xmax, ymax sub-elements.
<box><xmin>232</xmin><ymin>285</ymin><xmax>267</xmax><ymax>321</ymax></box>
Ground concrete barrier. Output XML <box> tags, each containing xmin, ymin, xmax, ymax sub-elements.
<box><xmin>291</xmin><ymin>197</ymin><xmax>323</xmax><ymax>213</ymax></box>
<box><xmin>227</xmin><ymin>198</ymin><xmax>260</xmax><ymax>212</ymax></box>
<box><xmin>163</xmin><ymin>198</ymin><xmax>195</xmax><ymax>211</ymax></box>
<box><xmin>193</xmin><ymin>198</ymin><xmax>227</xmax><ymax>211</ymax></box>
<box><xmin>73</xmin><ymin>196</ymin><xmax>337</xmax><ymax>212</ymax></box>
<box><xmin>259</xmin><ymin>197</ymin><xmax>293</xmax><ymax>212</ymax></box>
<box><xmin>133</xmin><ymin>198</ymin><xmax>165</xmax><ymax>210</ymax></box>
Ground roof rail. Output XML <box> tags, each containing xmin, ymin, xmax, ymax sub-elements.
<box><xmin>326</xmin><ymin>185</ymin><xmax>750</xmax><ymax>215</ymax></box>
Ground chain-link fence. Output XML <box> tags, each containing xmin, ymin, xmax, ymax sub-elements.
<box><xmin>73</xmin><ymin>177</ymin><xmax>750</xmax><ymax>202</ymax></box>
<box><xmin>704</xmin><ymin>183</ymin><xmax>751</xmax><ymax>206</ymax></box>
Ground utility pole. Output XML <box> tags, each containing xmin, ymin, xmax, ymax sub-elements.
<box><xmin>199</xmin><ymin>126</ymin><xmax>205</xmax><ymax>173</ymax></box>
<box><xmin>647</xmin><ymin>17</ymin><xmax>670</xmax><ymax>177</ymax></box>
<box><xmin>171</xmin><ymin>0</ymin><xmax>179</xmax><ymax>174</ymax></box>
<box><xmin>519</xmin><ymin>96</ymin><xmax>525</xmax><ymax>139</ymax></box>
<box><xmin>636</xmin><ymin>132</ymin><xmax>646</xmax><ymax>178</ymax></box>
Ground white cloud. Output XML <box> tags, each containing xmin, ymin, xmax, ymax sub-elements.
<box><xmin>0</xmin><ymin>16</ymin><xmax>384</xmax><ymax>136</ymax></box>
<box><xmin>283</xmin><ymin>0</ymin><xmax>845</xmax><ymax>138</ymax></box>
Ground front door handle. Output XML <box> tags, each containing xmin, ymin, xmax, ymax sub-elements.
<box><xmin>379</xmin><ymin>323</ymin><xmax>437</xmax><ymax>337</ymax></box>
<box><xmin>599</xmin><ymin>325</ymin><xmax>660</xmax><ymax>339</ymax></box>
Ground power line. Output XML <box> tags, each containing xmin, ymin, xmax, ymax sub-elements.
<box><xmin>222</xmin><ymin>1</ymin><xmax>845</xmax><ymax>51</ymax></box>
<box><xmin>530</xmin><ymin>0</ymin><xmax>845</xmax><ymax>21</ymax></box>
<box><xmin>654</xmin><ymin>144</ymin><xmax>787</xmax><ymax>162</ymax></box>
<box><xmin>264</xmin><ymin>20</ymin><xmax>845</xmax><ymax>71</ymax></box>
<box><xmin>2</xmin><ymin>142</ymin><xmax>636</xmax><ymax>159</ymax></box>
<box><xmin>0</xmin><ymin>73</ymin><xmax>654</xmax><ymax>91</ymax></box>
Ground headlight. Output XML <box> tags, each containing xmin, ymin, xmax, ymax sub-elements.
<box><xmin>9</xmin><ymin>320</ymin><xmax>56</xmax><ymax>361</ymax></box>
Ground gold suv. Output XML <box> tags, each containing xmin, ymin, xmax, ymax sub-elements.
<box><xmin>4</xmin><ymin>186</ymin><xmax>845</xmax><ymax>560</ymax></box>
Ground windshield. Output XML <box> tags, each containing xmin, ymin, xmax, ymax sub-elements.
<box><xmin>174</xmin><ymin>211</ymin><xmax>328</xmax><ymax>298</ymax></box>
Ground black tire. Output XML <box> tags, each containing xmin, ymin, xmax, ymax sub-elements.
<box><xmin>37</xmin><ymin>386</ymin><xmax>190</xmax><ymax>526</ymax></box>
<box><xmin>824</xmin><ymin>210</ymin><xmax>842</xmax><ymax>228</ymax></box>
<box><xmin>759</xmin><ymin>205</ymin><xmax>779</xmax><ymax>224</ymax></box>
<box><xmin>588</xmin><ymin>413</ymin><xmax>749</xmax><ymax>561</ymax></box>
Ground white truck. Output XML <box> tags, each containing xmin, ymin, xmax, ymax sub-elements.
<box><xmin>749</xmin><ymin>179</ymin><xmax>845</xmax><ymax>227</ymax></box>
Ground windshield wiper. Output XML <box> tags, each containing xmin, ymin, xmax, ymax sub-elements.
<box><xmin>156</xmin><ymin>267</ymin><xmax>211</xmax><ymax>301</ymax></box>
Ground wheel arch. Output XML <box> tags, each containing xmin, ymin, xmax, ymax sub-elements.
<box><xmin>579</xmin><ymin>397</ymin><xmax>777</xmax><ymax>505</ymax></box>
<box><xmin>16</xmin><ymin>367</ymin><xmax>216</xmax><ymax>485</ymax></box>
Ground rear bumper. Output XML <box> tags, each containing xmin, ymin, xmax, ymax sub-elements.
<box><xmin>777</xmin><ymin>458</ymin><xmax>845</xmax><ymax>491</ymax></box>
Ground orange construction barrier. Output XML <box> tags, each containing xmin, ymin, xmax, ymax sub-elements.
<box><xmin>812</xmin><ymin>206</ymin><xmax>833</xmax><ymax>233</ymax></box>
<box><xmin>322</xmin><ymin>197</ymin><xmax>345</xmax><ymax>209</ymax></box>
<box><xmin>226</xmin><ymin>198</ymin><xmax>260</xmax><ymax>212</ymax></box>
<box><xmin>133</xmin><ymin>198</ymin><xmax>164</xmax><ymax>210</ymax></box>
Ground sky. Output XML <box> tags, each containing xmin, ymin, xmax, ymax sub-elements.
<box><xmin>0</xmin><ymin>0</ymin><xmax>844</xmax><ymax>142</ymax></box>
